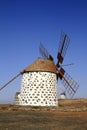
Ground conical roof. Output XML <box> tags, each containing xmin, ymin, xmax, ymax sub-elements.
<box><xmin>24</xmin><ymin>58</ymin><xmax>57</xmax><ymax>73</ymax></box>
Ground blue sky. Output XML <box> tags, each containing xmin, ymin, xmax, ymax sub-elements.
<box><xmin>0</xmin><ymin>0</ymin><xmax>87</xmax><ymax>103</ymax></box>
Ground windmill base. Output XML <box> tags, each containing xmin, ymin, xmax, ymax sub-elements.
<box><xmin>14</xmin><ymin>71</ymin><xmax>58</xmax><ymax>107</ymax></box>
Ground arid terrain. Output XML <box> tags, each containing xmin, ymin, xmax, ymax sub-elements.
<box><xmin>0</xmin><ymin>98</ymin><xmax>87</xmax><ymax>130</ymax></box>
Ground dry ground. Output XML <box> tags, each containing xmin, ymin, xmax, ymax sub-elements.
<box><xmin>0</xmin><ymin>99</ymin><xmax>87</xmax><ymax>130</ymax></box>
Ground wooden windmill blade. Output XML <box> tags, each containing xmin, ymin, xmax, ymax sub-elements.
<box><xmin>58</xmin><ymin>68</ymin><xmax>79</xmax><ymax>98</ymax></box>
<box><xmin>0</xmin><ymin>71</ymin><xmax>24</xmax><ymax>91</ymax></box>
<box><xmin>39</xmin><ymin>42</ymin><xmax>54</xmax><ymax>61</ymax></box>
<box><xmin>57</xmin><ymin>32</ymin><xmax>70</xmax><ymax>66</ymax></box>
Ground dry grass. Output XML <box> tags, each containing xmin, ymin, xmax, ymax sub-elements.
<box><xmin>0</xmin><ymin>99</ymin><xmax>87</xmax><ymax>130</ymax></box>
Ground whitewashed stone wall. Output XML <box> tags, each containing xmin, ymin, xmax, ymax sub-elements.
<box><xmin>15</xmin><ymin>71</ymin><xmax>58</xmax><ymax>106</ymax></box>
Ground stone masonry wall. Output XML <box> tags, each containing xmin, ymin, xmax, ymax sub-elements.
<box><xmin>15</xmin><ymin>71</ymin><xmax>58</xmax><ymax>106</ymax></box>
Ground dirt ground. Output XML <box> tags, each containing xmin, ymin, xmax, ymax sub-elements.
<box><xmin>0</xmin><ymin>99</ymin><xmax>87</xmax><ymax>130</ymax></box>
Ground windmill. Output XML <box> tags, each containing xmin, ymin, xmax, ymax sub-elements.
<box><xmin>0</xmin><ymin>32</ymin><xmax>79</xmax><ymax>106</ymax></box>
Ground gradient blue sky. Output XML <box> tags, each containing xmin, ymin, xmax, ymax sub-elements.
<box><xmin>0</xmin><ymin>0</ymin><xmax>87</xmax><ymax>103</ymax></box>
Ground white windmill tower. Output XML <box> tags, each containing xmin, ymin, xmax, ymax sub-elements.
<box><xmin>0</xmin><ymin>32</ymin><xmax>79</xmax><ymax>107</ymax></box>
<box><xmin>15</xmin><ymin>58</ymin><xmax>58</xmax><ymax>106</ymax></box>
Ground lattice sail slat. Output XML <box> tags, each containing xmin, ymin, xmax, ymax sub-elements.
<box><xmin>61</xmin><ymin>71</ymin><xmax>79</xmax><ymax>98</ymax></box>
